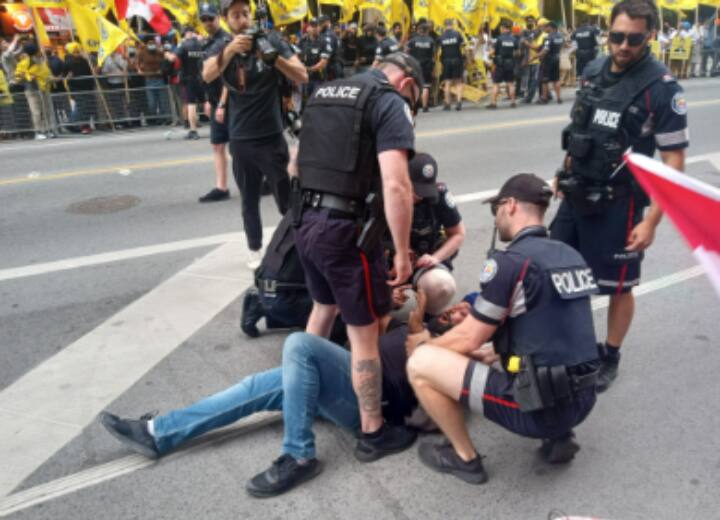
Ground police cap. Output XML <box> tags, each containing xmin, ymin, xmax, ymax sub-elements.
<box><xmin>199</xmin><ymin>2</ymin><xmax>218</xmax><ymax>18</ymax></box>
<box><xmin>409</xmin><ymin>152</ymin><xmax>439</xmax><ymax>201</ymax></box>
<box><xmin>381</xmin><ymin>51</ymin><xmax>424</xmax><ymax>90</ymax></box>
<box><xmin>484</xmin><ymin>173</ymin><xmax>552</xmax><ymax>208</ymax></box>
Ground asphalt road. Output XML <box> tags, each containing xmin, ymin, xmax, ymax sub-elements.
<box><xmin>1</xmin><ymin>78</ymin><xmax>719</xmax><ymax>520</ymax></box>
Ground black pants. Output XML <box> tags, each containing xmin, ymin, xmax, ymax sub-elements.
<box><xmin>229</xmin><ymin>134</ymin><xmax>290</xmax><ymax>251</ymax></box>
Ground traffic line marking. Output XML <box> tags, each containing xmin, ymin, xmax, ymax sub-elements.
<box><xmin>0</xmin><ymin>264</ymin><xmax>707</xmax><ymax>516</ymax></box>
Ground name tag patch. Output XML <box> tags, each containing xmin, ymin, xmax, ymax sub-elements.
<box><xmin>314</xmin><ymin>85</ymin><xmax>361</xmax><ymax>100</ymax></box>
<box><xmin>550</xmin><ymin>267</ymin><xmax>598</xmax><ymax>298</ymax></box>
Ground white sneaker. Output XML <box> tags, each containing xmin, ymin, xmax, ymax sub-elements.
<box><xmin>246</xmin><ymin>250</ymin><xmax>262</xmax><ymax>270</ymax></box>
<box><xmin>34</xmin><ymin>133</ymin><xmax>47</xmax><ymax>140</ymax></box>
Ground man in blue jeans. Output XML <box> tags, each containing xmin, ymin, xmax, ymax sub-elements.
<box><xmin>100</xmin><ymin>303</ymin><xmax>469</xmax><ymax>498</ymax></box>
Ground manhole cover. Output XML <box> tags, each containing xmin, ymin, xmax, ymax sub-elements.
<box><xmin>67</xmin><ymin>195</ymin><xmax>141</xmax><ymax>215</ymax></box>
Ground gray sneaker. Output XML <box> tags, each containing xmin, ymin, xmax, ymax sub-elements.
<box><xmin>418</xmin><ymin>440</ymin><xmax>488</xmax><ymax>484</ymax></box>
<box><xmin>100</xmin><ymin>411</ymin><xmax>160</xmax><ymax>459</ymax></box>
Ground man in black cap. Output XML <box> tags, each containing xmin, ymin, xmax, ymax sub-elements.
<box><xmin>406</xmin><ymin>173</ymin><xmax>600</xmax><ymax>485</ymax></box>
<box><xmin>299</xmin><ymin>19</ymin><xmax>331</xmax><ymax>102</ymax></box>
<box><xmin>294</xmin><ymin>51</ymin><xmax>422</xmax><ymax>462</ymax></box>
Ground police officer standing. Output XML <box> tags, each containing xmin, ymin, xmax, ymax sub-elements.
<box><xmin>487</xmin><ymin>20</ymin><xmax>519</xmax><ymax>109</ymax></box>
<box><xmin>319</xmin><ymin>15</ymin><xmax>343</xmax><ymax>80</ymax></box>
<box><xmin>538</xmin><ymin>21</ymin><xmax>565</xmax><ymax>104</ymax></box>
<box><xmin>407</xmin><ymin>174</ymin><xmax>600</xmax><ymax>484</ymax></box>
<box><xmin>406</xmin><ymin>22</ymin><xmax>436</xmax><ymax>112</ymax></box>
<box><xmin>551</xmin><ymin>0</ymin><xmax>689</xmax><ymax>392</ymax></box>
<box><xmin>294</xmin><ymin>52</ymin><xmax>423</xmax><ymax>460</ymax></box>
<box><xmin>173</xmin><ymin>27</ymin><xmax>206</xmax><ymax>140</ymax></box>
<box><xmin>572</xmin><ymin>19</ymin><xmax>601</xmax><ymax>79</ymax></box>
<box><xmin>438</xmin><ymin>19</ymin><xmax>465</xmax><ymax>111</ymax></box>
<box><xmin>300</xmin><ymin>19</ymin><xmax>331</xmax><ymax>101</ymax></box>
<box><xmin>374</xmin><ymin>25</ymin><xmax>401</xmax><ymax>65</ymax></box>
<box><xmin>203</xmin><ymin>0</ymin><xmax>308</xmax><ymax>267</ymax></box>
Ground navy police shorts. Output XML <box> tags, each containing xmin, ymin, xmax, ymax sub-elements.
<box><xmin>209</xmin><ymin>107</ymin><xmax>229</xmax><ymax>145</ymax></box>
<box><xmin>550</xmin><ymin>197</ymin><xmax>644</xmax><ymax>295</ymax></box>
<box><xmin>293</xmin><ymin>208</ymin><xmax>392</xmax><ymax>326</ymax></box>
<box><xmin>461</xmin><ymin>362</ymin><xmax>596</xmax><ymax>440</ymax></box>
<box><xmin>541</xmin><ymin>57</ymin><xmax>560</xmax><ymax>82</ymax></box>
<box><xmin>441</xmin><ymin>58</ymin><xmax>464</xmax><ymax>81</ymax></box>
<box><xmin>182</xmin><ymin>79</ymin><xmax>205</xmax><ymax>104</ymax></box>
<box><xmin>492</xmin><ymin>64</ymin><xmax>515</xmax><ymax>84</ymax></box>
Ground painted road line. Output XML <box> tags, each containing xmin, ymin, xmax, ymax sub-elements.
<box><xmin>0</xmin><ymin>264</ymin><xmax>707</xmax><ymax>515</ymax></box>
<box><xmin>0</xmin><ymin>240</ymin><xmax>255</xmax><ymax>498</ymax></box>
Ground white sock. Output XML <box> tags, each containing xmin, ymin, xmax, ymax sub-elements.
<box><xmin>146</xmin><ymin>419</ymin><xmax>155</xmax><ymax>438</ymax></box>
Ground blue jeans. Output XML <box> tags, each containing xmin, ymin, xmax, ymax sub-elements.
<box><xmin>524</xmin><ymin>64</ymin><xmax>540</xmax><ymax>102</ymax></box>
<box><xmin>153</xmin><ymin>333</ymin><xmax>360</xmax><ymax>459</ymax></box>
<box><xmin>145</xmin><ymin>78</ymin><xmax>168</xmax><ymax>119</ymax></box>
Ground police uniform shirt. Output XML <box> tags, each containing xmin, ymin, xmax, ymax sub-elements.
<box><xmin>202</xmin><ymin>27</ymin><xmax>231</xmax><ymax>105</ymax></box>
<box><xmin>543</xmin><ymin>32</ymin><xmax>564</xmax><ymax>56</ymax></box>
<box><xmin>411</xmin><ymin>183</ymin><xmax>462</xmax><ymax>260</ymax></box>
<box><xmin>207</xmin><ymin>31</ymin><xmax>295</xmax><ymax>141</ymax></box>
<box><xmin>321</xmin><ymin>28</ymin><xmax>339</xmax><ymax>60</ymax></box>
<box><xmin>300</xmin><ymin>36</ymin><xmax>331</xmax><ymax>75</ymax></box>
<box><xmin>590</xmin><ymin>53</ymin><xmax>689</xmax><ymax>160</ymax></box>
<box><xmin>572</xmin><ymin>25</ymin><xmax>600</xmax><ymax>51</ymax></box>
<box><xmin>494</xmin><ymin>34</ymin><xmax>518</xmax><ymax>60</ymax></box>
<box><xmin>376</xmin><ymin>37</ymin><xmax>401</xmax><ymax>59</ymax></box>
<box><xmin>176</xmin><ymin>37</ymin><xmax>205</xmax><ymax>82</ymax></box>
<box><xmin>438</xmin><ymin>29</ymin><xmax>464</xmax><ymax>61</ymax></box>
<box><xmin>365</xmin><ymin>68</ymin><xmax>415</xmax><ymax>153</ymax></box>
<box><xmin>407</xmin><ymin>35</ymin><xmax>436</xmax><ymax>66</ymax></box>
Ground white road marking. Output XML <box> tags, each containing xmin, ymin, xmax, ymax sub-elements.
<box><xmin>686</xmin><ymin>151</ymin><xmax>720</xmax><ymax>169</ymax></box>
<box><xmin>0</xmin><ymin>240</ymin><xmax>255</xmax><ymax>498</ymax></box>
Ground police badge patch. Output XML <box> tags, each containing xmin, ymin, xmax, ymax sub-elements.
<box><xmin>671</xmin><ymin>92</ymin><xmax>687</xmax><ymax>115</ymax></box>
<box><xmin>479</xmin><ymin>258</ymin><xmax>498</xmax><ymax>283</ymax></box>
<box><xmin>422</xmin><ymin>163</ymin><xmax>434</xmax><ymax>178</ymax></box>
<box><xmin>444</xmin><ymin>191</ymin><xmax>456</xmax><ymax>208</ymax></box>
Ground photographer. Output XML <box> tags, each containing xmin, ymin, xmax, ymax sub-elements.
<box><xmin>203</xmin><ymin>0</ymin><xmax>307</xmax><ymax>266</ymax></box>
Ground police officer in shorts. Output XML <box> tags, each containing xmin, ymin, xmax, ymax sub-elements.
<box><xmin>406</xmin><ymin>22</ymin><xmax>436</xmax><ymax>112</ymax></box>
<box><xmin>294</xmin><ymin>52</ymin><xmax>423</xmax><ymax>461</ymax></box>
<box><xmin>175</xmin><ymin>27</ymin><xmax>206</xmax><ymax>139</ymax></box>
<box><xmin>551</xmin><ymin>0</ymin><xmax>689</xmax><ymax>392</ymax></box>
<box><xmin>373</xmin><ymin>25</ymin><xmax>401</xmax><ymax>65</ymax></box>
<box><xmin>487</xmin><ymin>20</ymin><xmax>519</xmax><ymax>109</ymax></box>
<box><xmin>539</xmin><ymin>21</ymin><xmax>565</xmax><ymax>104</ymax></box>
<box><xmin>300</xmin><ymin>19</ymin><xmax>331</xmax><ymax>101</ymax></box>
<box><xmin>438</xmin><ymin>19</ymin><xmax>465</xmax><ymax>111</ymax></box>
<box><xmin>406</xmin><ymin>173</ymin><xmax>600</xmax><ymax>484</ymax></box>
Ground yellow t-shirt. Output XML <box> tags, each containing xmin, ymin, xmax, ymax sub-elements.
<box><xmin>528</xmin><ymin>33</ymin><xmax>546</xmax><ymax>66</ymax></box>
<box><xmin>15</xmin><ymin>56</ymin><xmax>52</xmax><ymax>92</ymax></box>
<box><xmin>0</xmin><ymin>69</ymin><xmax>13</xmax><ymax>106</ymax></box>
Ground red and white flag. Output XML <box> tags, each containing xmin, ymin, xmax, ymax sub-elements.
<box><xmin>115</xmin><ymin>0</ymin><xmax>171</xmax><ymax>35</ymax></box>
<box><xmin>625</xmin><ymin>151</ymin><xmax>720</xmax><ymax>299</ymax></box>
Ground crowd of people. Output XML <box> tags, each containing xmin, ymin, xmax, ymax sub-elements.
<box><xmin>93</xmin><ymin>0</ymin><xmax>693</xmax><ymax>502</ymax></box>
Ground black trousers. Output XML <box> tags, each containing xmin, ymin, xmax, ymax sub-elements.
<box><xmin>229</xmin><ymin>134</ymin><xmax>290</xmax><ymax>251</ymax></box>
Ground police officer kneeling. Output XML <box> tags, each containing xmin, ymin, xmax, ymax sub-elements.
<box><xmin>407</xmin><ymin>174</ymin><xmax>600</xmax><ymax>484</ymax></box>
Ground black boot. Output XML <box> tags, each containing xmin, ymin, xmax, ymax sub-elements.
<box><xmin>539</xmin><ymin>431</ymin><xmax>580</xmax><ymax>464</ymax></box>
<box><xmin>240</xmin><ymin>289</ymin><xmax>264</xmax><ymax>338</ymax></box>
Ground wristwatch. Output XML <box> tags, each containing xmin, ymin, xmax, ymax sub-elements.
<box><xmin>217</xmin><ymin>102</ymin><xmax>225</xmax><ymax>109</ymax></box>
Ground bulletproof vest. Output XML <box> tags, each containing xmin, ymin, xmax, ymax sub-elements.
<box><xmin>410</xmin><ymin>201</ymin><xmax>442</xmax><ymax>256</ymax></box>
<box><xmin>379</xmin><ymin>37</ymin><xmax>401</xmax><ymax>57</ymax></box>
<box><xmin>301</xmin><ymin>37</ymin><xmax>323</xmax><ymax>67</ymax></box>
<box><xmin>181</xmin><ymin>38</ymin><xmax>204</xmax><ymax>79</ymax></box>
<box><xmin>575</xmin><ymin>26</ymin><xmax>597</xmax><ymax>51</ymax></box>
<box><xmin>298</xmin><ymin>72</ymin><xmax>398</xmax><ymax>199</ymax></box>
<box><xmin>563</xmin><ymin>53</ymin><xmax>668</xmax><ymax>184</ymax></box>
<box><xmin>548</xmin><ymin>33</ymin><xmax>564</xmax><ymax>56</ymax></box>
<box><xmin>497</xmin><ymin>34</ymin><xmax>516</xmax><ymax>60</ymax></box>
<box><xmin>440</xmin><ymin>31</ymin><xmax>462</xmax><ymax>60</ymax></box>
<box><xmin>494</xmin><ymin>230</ymin><xmax>599</xmax><ymax>367</ymax></box>
<box><xmin>408</xmin><ymin>36</ymin><xmax>435</xmax><ymax>64</ymax></box>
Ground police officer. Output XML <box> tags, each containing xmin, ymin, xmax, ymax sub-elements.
<box><xmin>198</xmin><ymin>3</ymin><xmax>232</xmax><ymax>203</ymax></box>
<box><xmin>438</xmin><ymin>18</ymin><xmax>465</xmax><ymax>111</ymax></box>
<box><xmin>407</xmin><ymin>173</ymin><xmax>600</xmax><ymax>484</ymax></box>
<box><xmin>202</xmin><ymin>0</ymin><xmax>308</xmax><ymax>267</ymax></box>
<box><xmin>487</xmin><ymin>20</ymin><xmax>519</xmax><ymax>109</ymax></box>
<box><xmin>405</xmin><ymin>153</ymin><xmax>465</xmax><ymax>315</ymax></box>
<box><xmin>294</xmin><ymin>52</ymin><xmax>422</xmax><ymax>460</ymax></box>
<box><xmin>374</xmin><ymin>25</ymin><xmax>401</xmax><ymax>64</ymax></box>
<box><xmin>300</xmin><ymin>19</ymin><xmax>331</xmax><ymax>101</ymax></box>
<box><xmin>551</xmin><ymin>0</ymin><xmax>689</xmax><ymax>392</ymax></box>
<box><xmin>406</xmin><ymin>22</ymin><xmax>436</xmax><ymax>112</ymax></box>
<box><xmin>356</xmin><ymin>23</ymin><xmax>378</xmax><ymax>73</ymax></box>
<box><xmin>319</xmin><ymin>15</ymin><xmax>343</xmax><ymax>80</ymax></box>
<box><xmin>572</xmin><ymin>19</ymin><xmax>601</xmax><ymax>78</ymax></box>
<box><xmin>173</xmin><ymin>27</ymin><xmax>206</xmax><ymax>140</ymax></box>
<box><xmin>539</xmin><ymin>21</ymin><xmax>565</xmax><ymax>104</ymax></box>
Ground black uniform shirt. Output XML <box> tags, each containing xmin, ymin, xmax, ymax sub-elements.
<box><xmin>207</xmin><ymin>31</ymin><xmax>295</xmax><ymax>141</ymax></box>
<box><xmin>407</xmin><ymin>35</ymin><xmax>436</xmax><ymax>66</ymax></box>
<box><xmin>300</xmin><ymin>35</ymin><xmax>331</xmax><ymax>79</ymax></box>
<box><xmin>176</xmin><ymin>36</ymin><xmax>204</xmax><ymax>82</ymax></box>
<box><xmin>321</xmin><ymin>28</ymin><xmax>339</xmax><ymax>63</ymax></box>
<box><xmin>411</xmin><ymin>183</ymin><xmax>462</xmax><ymax>259</ymax></box>
<box><xmin>494</xmin><ymin>33</ymin><xmax>518</xmax><ymax>60</ymax></box>
<box><xmin>376</xmin><ymin>36</ymin><xmax>401</xmax><ymax>59</ymax></box>
<box><xmin>543</xmin><ymin>31</ymin><xmax>565</xmax><ymax>57</ymax></box>
<box><xmin>438</xmin><ymin>29</ymin><xmax>463</xmax><ymax>61</ymax></box>
<box><xmin>367</xmin><ymin>68</ymin><xmax>415</xmax><ymax>153</ymax></box>
<box><xmin>572</xmin><ymin>25</ymin><xmax>600</xmax><ymax>51</ymax></box>
<box><xmin>202</xmin><ymin>27</ymin><xmax>231</xmax><ymax>105</ymax></box>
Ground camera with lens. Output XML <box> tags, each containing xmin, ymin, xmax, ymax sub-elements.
<box><xmin>244</xmin><ymin>6</ymin><xmax>277</xmax><ymax>65</ymax></box>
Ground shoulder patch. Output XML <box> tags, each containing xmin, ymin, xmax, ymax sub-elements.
<box><xmin>444</xmin><ymin>190</ymin><xmax>456</xmax><ymax>208</ymax></box>
<box><xmin>422</xmin><ymin>163</ymin><xmax>435</xmax><ymax>179</ymax></box>
<box><xmin>479</xmin><ymin>258</ymin><xmax>498</xmax><ymax>284</ymax></box>
<box><xmin>403</xmin><ymin>102</ymin><xmax>414</xmax><ymax>125</ymax></box>
<box><xmin>671</xmin><ymin>91</ymin><xmax>687</xmax><ymax>115</ymax></box>
<box><xmin>661</xmin><ymin>73</ymin><xmax>676</xmax><ymax>83</ymax></box>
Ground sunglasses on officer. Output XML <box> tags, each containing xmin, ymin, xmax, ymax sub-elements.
<box><xmin>201</xmin><ymin>16</ymin><xmax>216</xmax><ymax>22</ymax></box>
<box><xmin>608</xmin><ymin>31</ymin><xmax>648</xmax><ymax>47</ymax></box>
<box><xmin>491</xmin><ymin>198</ymin><xmax>510</xmax><ymax>216</ymax></box>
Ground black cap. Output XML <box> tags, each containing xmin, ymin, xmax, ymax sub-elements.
<box><xmin>484</xmin><ymin>173</ymin><xmax>552</xmax><ymax>207</ymax></box>
<box><xmin>199</xmin><ymin>2</ymin><xmax>218</xmax><ymax>17</ymax></box>
<box><xmin>381</xmin><ymin>52</ymin><xmax>424</xmax><ymax>90</ymax></box>
<box><xmin>409</xmin><ymin>153</ymin><xmax>439</xmax><ymax>201</ymax></box>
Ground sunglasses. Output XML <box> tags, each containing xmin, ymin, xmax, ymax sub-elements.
<box><xmin>608</xmin><ymin>31</ymin><xmax>648</xmax><ymax>47</ymax></box>
<box><xmin>200</xmin><ymin>17</ymin><xmax>216</xmax><ymax>22</ymax></box>
<box><xmin>491</xmin><ymin>198</ymin><xmax>509</xmax><ymax>216</ymax></box>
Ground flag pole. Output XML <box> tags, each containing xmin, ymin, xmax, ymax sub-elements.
<box><xmin>560</xmin><ymin>0</ymin><xmax>568</xmax><ymax>28</ymax></box>
<box><xmin>571</xmin><ymin>0</ymin><xmax>576</xmax><ymax>29</ymax></box>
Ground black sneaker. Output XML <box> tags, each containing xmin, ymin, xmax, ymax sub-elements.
<box><xmin>246</xmin><ymin>455</ymin><xmax>322</xmax><ymax>498</ymax></box>
<box><xmin>596</xmin><ymin>358</ymin><xmax>619</xmax><ymax>393</ymax></box>
<box><xmin>354</xmin><ymin>423</ymin><xmax>417</xmax><ymax>463</ymax></box>
<box><xmin>185</xmin><ymin>130</ymin><xmax>199</xmax><ymax>140</ymax></box>
<box><xmin>198</xmin><ymin>188</ymin><xmax>230</xmax><ymax>203</ymax></box>
<box><xmin>486</xmin><ymin>103</ymin><xmax>498</xmax><ymax>109</ymax></box>
<box><xmin>418</xmin><ymin>440</ymin><xmax>488</xmax><ymax>484</ymax></box>
<box><xmin>442</xmin><ymin>104</ymin><xmax>451</xmax><ymax>111</ymax></box>
<box><xmin>100</xmin><ymin>411</ymin><xmax>160</xmax><ymax>459</ymax></box>
<box><xmin>539</xmin><ymin>432</ymin><xmax>580</xmax><ymax>464</ymax></box>
<box><xmin>455</xmin><ymin>103</ymin><xmax>462</xmax><ymax>111</ymax></box>
<box><xmin>240</xmin><ymin>289</ymin><xmax>264</xmax><ymax>338</ymax></box>
<box><xmin>422</xmin><ymin>106</ymin><xmax>429</xmax><ymax>113</ymax></box>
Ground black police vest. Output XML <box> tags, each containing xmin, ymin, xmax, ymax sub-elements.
<box><xmin>301</xmin><ymin>37</ymin><xmax>323</xmax><ymax>68</ymax></box>
<box><xmin>408</xmin><ymin>36</ymin><xmax>435</xmax><ymax>64</ymax></box>
<box><xmin>439</xmin><ymin>31</ymin><xmax>462</xmax><ymax>60</ymax></box>
<box><xmin>497</xmin><ymin>35</ymin><xmax>516</xmax><ymax>60</ymax></box>
<box><xmin>298</xmin><ymin>72</ymin><xmax>398</xmax><ymax>199</ymax></box>
<box><xmin>494</xmin><ymin>230</ymin><xmax>599</xmax><ymax>367</ymax></box>
<box><xmin>410</xmin><ymin>201</ymin><xmax>442</xmax><ymax>256</ymax></box>
<box><xmin>575</xmin><ymin>26</ymin><xmax>597</xmax><ymax>52</ymax></box>
<box><xmin>181</xmin><ymin>38</ymin><xmax>204</xmax><ymax>80</ymax></box>
<box><xmin>548</xmin><ymin>33</ymin><xmax>564</xmax><ymax>56</ymax></box>
<box><xmin>563</xmin><ymin>53</ymin><xmax>668</xmax><ymax>184</ymax></box>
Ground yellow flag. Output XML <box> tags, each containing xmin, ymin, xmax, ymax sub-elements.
<box><xmin>658</xmin><ymin>0</ymin><xmax>698</xmax><ymax>10</ymax></box>
<box><xmin>67</xmin><ymin>0</ymin><xmax>129</xmax><ymax>64</ymax></box>
<box><xmin>267</xmin><ymin>0</ymin><xmax>308</xmax><ymax>26</ymax></box>
<box><xmin>429</xmin><ymin>0</ymin><xmax>449</xmax><ymax>30</ymax></box>
<box><xmin>452</xmin><ymin>0</ymin><xmax>484</xmax><ymax>34</ymax></box>
<box><xmin>413</xmin><ymin>0</ymin><xmax>430</xmax><ymax>20</ymax></box>
<box><xmin>25</xmin><ymin>0</ymin><xmax>66</xmax><ymax>7</ymax></box>
<box><xmin>31</xmin><ymin>7</ymin><xmax>51</xmax><ymax>47</ymax></box>
<box><xmin>161</xmin><ymin>0</ymin><xmax>198</xmax><ymax>25</ymax></box>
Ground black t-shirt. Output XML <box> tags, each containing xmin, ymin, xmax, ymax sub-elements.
<box><xmin>203</xmin><ymin>28</ymin><xmax>231</xmax><ymax>105</ymax></box>
<box><xmin>357</xmin><ymin>35</ymin><xmax>378</xmax><ymax>65</ymax></box>
<box><xmin>407</xmin><ymin>35</ymin><xmax>436</xmax><ymax>66</ymax></box>
<box><xmin>341</xmin><ymin>32</ymin><xmax>358</xmax><ymax>64</ymax></box>
<box><xmin>177</xmin><ymin>37</ymin><xmax>204</xmax><ymax>82</ymax></box>
<box><xmin>438</xmin><ymin>29</ymin><xmax>463</xmax><ymax>61</ymax></box>
<box><xmin>64</xmin><ymin>56</ymin><xmax>94</xmax><ymax>91</ymax></box>
<box><xmin>208</xmin><ymin>30</ymin><xmax>294</xmax><ymax>141</ymax></box>
<box><xmin>379</xmin><ymin>325</ymin><xmax>417</xmax><ymax>423</ymax></box>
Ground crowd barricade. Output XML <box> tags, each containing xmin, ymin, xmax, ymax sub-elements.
<box><xmin>0</xmin><ymin>74</ymin><xmax>178</xmax><ymax>138</ymax></box>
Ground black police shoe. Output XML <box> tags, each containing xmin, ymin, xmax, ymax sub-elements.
<box><xmin>539</xmin><ymin>432</ymin><xmax>580</xmax><ymax>464</ymax></box>
<box><xmin>596</xmin><ymin>358</ymin><xmax>619</xmax><ymax>393</ymax></box>
<box><xmin>100</xmin><ymin>411</ymin><xmax>160</xmax><ymax>459</ymax></box>
<box><xmin>443</xmin><ymin>104</ymin><xmax>451</xmax><ymax>111</ymax></box>
<box><xmin>185</xmin><ymin>130</ymin><xmax>199</xmax><ymax>140</ymax></box>
<box><xmin>354</xmin><ymin>423</ymin><xmax>417</xmax><ymax>463</ymax></box>
<box><xmin>418</xmin><ymin>440</ymin><xmax>488</xmax><ymax>485</ymax></box>
<box><xmin>240</xmin><ymin>289</ymin><xmax>264</xmax><ymax>338</ymax></box>
<box><xmin>455</xmin><ymin>102</ymin><xmax>462</xmax><ymax>111</ymax></box>
<box><xmin>246</xmin><ymin>455</ymin><xmax>322</xmax><ymax>498</ymax></box>
<box><xmin>198</xmin><ymin>188</ymin><xmax>230</xmax><ymax>203</ymax></box>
